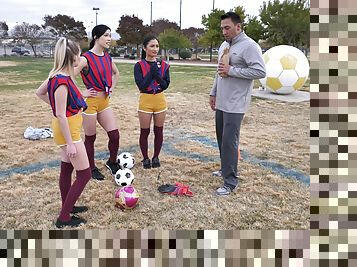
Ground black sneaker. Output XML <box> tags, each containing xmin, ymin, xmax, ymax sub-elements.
<box><xmin>70</xmin><ymin>205</ymin><xmax>88</xmax><ymax>214</ymax></box>
<box><xmin>152</xmin><ymin>157</ymin><xmax>160</xmax><ymax>168</ymax></box>
<box><xmin>92</xmin><ymin>167</ymin><xmax>105</xmax><ymax>180</ymax></box>
<box><xmin>55</xmin><ymin>215</ymin><xmax>86</xmax><ymax>228</ymax></box>
<box><xmin>142</xmin><ymin>158</ymin><xmax>151</xmax><ymax>169</ymax></box>
<box><xmin>105</xmin><ymin>160</ymin><xmax>120</xmax><ymax>175</ymax></box>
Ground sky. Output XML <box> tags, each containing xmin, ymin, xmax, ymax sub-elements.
<box><xmin>1</xmin><ymin>0</ymin><xmax>272</xmax><ymax>37</ymax></box>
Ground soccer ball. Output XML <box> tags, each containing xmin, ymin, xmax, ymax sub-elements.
<box><xmin>115</xmin><ymin>185</ymin><xmax>139</xmax><ymax>210</ymax></box>
<box><xmin>259</xmin><ymin>45</ymin><xmax>309</xmax><ymax>95</ymax></box>
<box><xmin>117</xmin><ymin>152</ymin><xmax>135</xmax><ymax>169</ymax></box>
<box><xmin>114</xmin><ymin>168</ymin><xmax>134</xmax><ymax>187</ymax></box>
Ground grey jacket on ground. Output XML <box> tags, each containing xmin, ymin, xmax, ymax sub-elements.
<box><xmin>210</xmin><ymin>31</ymin><xmax>266</xmax><ymax>113</ymax></box>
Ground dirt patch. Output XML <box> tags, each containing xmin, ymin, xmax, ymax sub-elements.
<box><xmin>0</xmin><ymin>61</ymin><xmax>18</xmax><ymax>67</ymax></box>
<box><xmin>0</xmin><ymin>88</ymin><xmax>309</xmax><ymax>229</ymax></box>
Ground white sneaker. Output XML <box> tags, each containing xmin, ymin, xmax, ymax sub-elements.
<box><xmin>215</xmin><ymin>186</ymin><xmax>232</xmax><ymax>196</ymax></box>
<box><xmin>212</xmin><ymin>170</ymin><xmax>222</xmax><ymax>177</ymax></box>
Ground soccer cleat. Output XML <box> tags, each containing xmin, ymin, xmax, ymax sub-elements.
<box><xmin>151</xmin><ymin>157</ymin><xmax>160</xmax><ymax>168</ymax></box>
<box><xmin>91</xmin><ymin>167</ymin><xmax>105</xmax><ymax>180</ymax></box>
<box><xmin>55</xmin><ymin>215</ymin><xmax>87</xmax><ymax>228</ymax></box>
<box><xmin>105</xmin><ymin>160</ymin><xmax>120</xmax><ymax>175</ymax></box>
<box><xmin>142</xmin><ymin>158</ymin><xmax>151</xmax><ymax>169</ymax></box>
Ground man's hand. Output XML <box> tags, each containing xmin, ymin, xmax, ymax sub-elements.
<box><xmin>217</xmin><ymin>62</ymin><xmax>230</xmax><ymax>77</ymax></box>
<box><xmin>209</xmin><ymin>95</ymin><xmax>216</xmax><ymax>111</ymax></box>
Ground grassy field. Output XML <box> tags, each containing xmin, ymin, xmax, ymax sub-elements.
<box><xmin>0</xmin><ymin>56</ymin><xmax>309</xmax><ymax>230</ymax></box>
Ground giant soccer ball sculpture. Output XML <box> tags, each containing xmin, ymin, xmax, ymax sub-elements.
<box><xmin>115</xmin><ymin>185</ymin><xmax>139</xmax><ymax>210</ymax></box>
<box><xmin>259</xmin><ymin>45</ymin><xmax>309</xmax><ymax>95</ymax></box>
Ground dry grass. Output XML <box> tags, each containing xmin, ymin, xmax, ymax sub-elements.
<box><xmin>0</xmin><ymin>57</ymin><xmax>309</xmax><ymax>230</ymax></box>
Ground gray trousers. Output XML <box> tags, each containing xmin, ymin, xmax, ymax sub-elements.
<box><xmin>215</xmin><ymin>109</ymin><xmax>244</xmax><ymax>190</ymax></box>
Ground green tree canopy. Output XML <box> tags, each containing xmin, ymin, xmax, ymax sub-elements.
<box><xmin>259</xmin><ymin>0</ymin><xmax>309</xmax><ymax>48</ymax></box>
<box><xmin>158</xmin><ymin>28</ymin><xmax>191</xmax><ymax>59</ymax></box>
<box><xmin>43</xmin><ymin>14</ymin><xmax>87</xmax><ymax>41</ymax></box>
<box><xmin>199</xmin><ymin>9</ymin><xmax>225</xmax><ymax>48</ymax></box>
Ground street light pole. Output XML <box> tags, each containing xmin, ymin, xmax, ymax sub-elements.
<box><xmin>150</xmin><ymin>2</ymin><xmax>153</xmax><ymax>26</ymax></box>
<box><xmin>93</xmin><ymin>7</ymin><xmax>100</xmax><ymax>26</ymax></box>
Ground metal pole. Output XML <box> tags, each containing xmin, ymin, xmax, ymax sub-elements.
<box><xmin>93</xmin><ymin>8</ymin><xmax>100</xmax><ymax>26</ymax></box>
<box><xmin>150</xmin><ymin>2</ymin><xmax>153</xmax><ymax>26</ymax></box>
<box><xmin>179</xmin><ymin>0</ymin><xmax>182</xmax><ymax>29</ymax></box>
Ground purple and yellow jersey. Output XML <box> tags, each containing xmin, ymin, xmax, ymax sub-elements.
<box><xmin>80</xmin><ymin>51</ymin><xmax>113</xmax><ymax>94</ymax></box>
<box><xmin>47</xmin><ymin>74</ymin><xmax>87</xmax><ymax>117</ymax></box>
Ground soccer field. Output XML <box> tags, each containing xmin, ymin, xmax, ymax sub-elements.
<box><xmin>0</xmin><ymin>57</ymin><xmax>309</xmax><ymax>229</ymax></box>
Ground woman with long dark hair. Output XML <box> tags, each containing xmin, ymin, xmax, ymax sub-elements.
<box><xmin>74</xmin><ymin>24</ymin><xmax>120</xmax><ymax>180</ymax></box>
<box><xmin>134</xmin><ymin>35</ymin><xmax>170</xmax><ymax>169</ymax></box>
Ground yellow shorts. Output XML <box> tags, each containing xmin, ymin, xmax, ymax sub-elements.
<box><xmin>83</xmin><ymin>96</ymin><xmax>110</xmax><ymax>115</ymax></box>
<box><xmin>138</xmin><ymin>92</ymin><xmax>167</xmax><ymax>114</ymax></box>
<box><xmin>52</xmin><ymin>113</ymin><xmax>83</xmax><ymax>146</ymax></box>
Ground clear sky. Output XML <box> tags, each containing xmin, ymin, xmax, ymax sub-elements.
<box><xmin>1</xmin><ymin>0</ymin><xmax>273</xmax><ymax>33</ymax></box>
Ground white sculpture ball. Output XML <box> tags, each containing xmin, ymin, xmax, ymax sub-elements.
<box><xmin>259</xmin><ymin>45</ymin><xmax>309</xmax><ymax>95</ymax></box>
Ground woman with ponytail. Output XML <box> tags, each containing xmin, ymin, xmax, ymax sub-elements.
<box><xmin>36</xmin><ymin>38</ymin><xmax>91</xmax><ymax>228</ymax></box>
<box><xmin>74</xmin><ymin>25</ymin><xmax>120</xmax><ymax>180</ymax></box>
<box><xmin>134</xmin><ymin>36</ymin><xmax>170</xmax><ymax>169</ymax></box>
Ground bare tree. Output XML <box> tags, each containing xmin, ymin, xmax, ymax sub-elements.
<box><xmin>0</xmin><ymin>21</ymin><xmax>9</xmax><ymax>56</ymax></box>
<box><xmin>12</xmin><ymin>22</ymin><xmax>45</xmax><ymax>57</ymax></box>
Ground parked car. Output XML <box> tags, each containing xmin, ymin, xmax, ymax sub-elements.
<box><xmin>11</xmin><ymin>46</ymin><xmax>30</xmax><ymax>55</ymax></box>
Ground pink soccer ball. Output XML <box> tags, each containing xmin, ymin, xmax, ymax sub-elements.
<box><xmin>115</xmin><ymin>185</ymin><xmax>139</xmax><ymax>210</ymax></box>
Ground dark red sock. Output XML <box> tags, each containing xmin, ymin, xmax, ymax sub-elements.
<box><xmin>153</xmin><ymin>126</ymin><xmax>163</xmax><ymax>158</ymax></box>
<box><xmin>139</xmin><ymin>128</ymin><xmax>150</xmax><ymax>159</ymax></box>
<box><xmin>107</xmin><ymin>129</ymin><xmax>120</xmax><ymax>163</ymax></box>
<box><xmin>59</xmin><ymin>161</ymin><xmax>74</xmax><ymax>206</ymax></box>
<box><xmin>84</xmin><ymin>134</ymin><xmax>96</xmax><ymax>169</ymax></box>
<box><xmin>59</xmin><ymin>167</ymin><xmax>91</xmax><ymax>222</ymax></box>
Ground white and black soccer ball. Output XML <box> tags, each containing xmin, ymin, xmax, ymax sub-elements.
<box><xmin>117</xmin><ymin>152</ymin><xmax>135</xmax><ymax>169</ymax></box>
<box><xmin>114</xmin><ymin>168</ymin><xmax>134</xmax><ymax>187</ymax></box>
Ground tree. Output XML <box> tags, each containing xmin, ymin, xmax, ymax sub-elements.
<box><xmin>182</xmin><ymin>27</ymin><xmax>204</xmax><ymax>59</ymax></box>
<box><xmin>116</xmin><ymin>15</ymin><xmax>150</xmax><ymax>57</ymax></box>
<box><xmin>233</xmin><ymin>6</ymin><xmax>247</xmax><ymax>24</ymax></box>
<box><xmin>244</xmin><ymin>16</ymin><xmax>265</xmax><ymax>43</ymax></box>
<box><xmin>0</xmin><ymin>21</ymin><xmax>9</xmax><ymax>56</ymax></box>
<box><xmin>151</xmin><ymin>19</ymin><xmax>180</xmax><ymax>36</ymax></box>
<box><xmin>259</xmin><ymin>0</ymin><xmax>309</xmax><ymax>48</ymax></box>
<box><xmin>43</xmin><ymin>14</ymin><xmax>87</xmax><ymax>41</ymax></box>
<box><xmin>158</xmin><ymin>29</ymin><xmax>191</xmax><ymax>60</ymax></box>
<box><xmin>200</xmin><ymin>9</ymin><xmax>225</xmax><ymax>61</ymax></box>
<box><xmin>12</xmin><ymin>22</ymin><xmax>45</xmax><ymax>57</ymax></box>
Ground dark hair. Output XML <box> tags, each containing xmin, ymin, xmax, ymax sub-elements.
<box><xmin>221</xmin><ymin>12</ymin><xmax>242</xmax><ymax>25</ymax></box>
<box><xmin>89</xmin><ymin>24</ymin><xmax>111</xmax><ymax>49</ymax></box>
<box><xmin>141</xmin><ymin>35</ymin><xmax>159</xmax><ymax>60</ymax></box>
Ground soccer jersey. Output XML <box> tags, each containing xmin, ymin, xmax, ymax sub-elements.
<box><xmin>80</xmin><ymin>51</ymin><xmax>113</xmax><ymax>94</ymax></box>
<box><xmin>47</xmin><ymin>74</ymin><xmax>87</xmax><ymax>117</ymax></box>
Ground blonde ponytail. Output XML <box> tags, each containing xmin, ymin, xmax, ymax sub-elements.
<box><xmin>48</xmin><ymin>37</ymin><xmax>80</xmax><ymax>79</ymax></box>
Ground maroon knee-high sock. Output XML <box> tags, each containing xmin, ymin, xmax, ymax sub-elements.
<box><xmin>153</xmin><ymin>126</ymin><xmax>163</xmax><ymax>158</ymax></box>
<box><xmin>59</xmin><ymin>161</ymin><xmax>74</xmax><ymax>205</ymax></box>
<box><xmin>107</xmin><ymin>129</ymin><xmax>119</xmax><ymax>163</ymax></box>
<box><xmin>139</xmin><ymin>128</ymin><xmax>150</xmax><ymax>159</ymax></box>
<box><xmin>58</xmin><ymin>167</ymin><xmax>91</xmax><ymax>222</ymax></box>
<box><xmin>84</xmin><ymin>134</ymin><xmax>96</xmax><ymax>169</ymax></box>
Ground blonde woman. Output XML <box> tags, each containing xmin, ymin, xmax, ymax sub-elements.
<box><xmin>36</xmin><ymin>38</ymin><xmax>91</xmax><ymax>228</ymax></box>
<box><xmin>74</xmin><ymin>24</ymin><xmax>120</xmax><ymax>180</ymax></box>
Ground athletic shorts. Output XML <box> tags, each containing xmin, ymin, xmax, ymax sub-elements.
<box><xmin>83</xmin><ymin>96</ymin><xmax>110</xmax><ymax>115</ymax></box>
<box><xmin>138</xmin><ymin>92</ymin><xmax>167</xmax><ymax>114</ymax></box>
<box><xmin>52</xmin><ymin>113</ymin><xmax>83</xmax><ymax>147</ymax></box>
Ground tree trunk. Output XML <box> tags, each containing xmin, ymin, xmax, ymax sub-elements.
<box><xmin>3</xmin><ymin>44</ymin><xmax>6</xmax><ymax>57</ymax></box>
<box><xmin>136</xmin><ymin>44</ymin><xmax>140</xmax><ymax>58</ymax></box>
<box><xmin>30</xmin><ymin>44</ymin><xmax>37</xmax><ymax>57</ymax></box>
